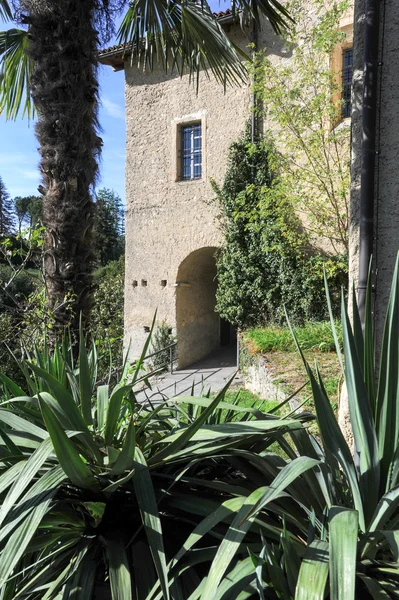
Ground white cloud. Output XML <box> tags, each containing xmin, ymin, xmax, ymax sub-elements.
<box><xmin>102</xmin><ymin>97</ymin><xmax>125</xmax><ymax>120</ymax></box>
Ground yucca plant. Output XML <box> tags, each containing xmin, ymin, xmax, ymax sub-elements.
<box><xmin>209</xmin><ymin>257</ymin><xmax>399</xmax><ymax>599</ymax></box>
<box><xmin>0</xmin><ymin>316</ymin><xmax>318</xmax><ymax>599</ymax></box>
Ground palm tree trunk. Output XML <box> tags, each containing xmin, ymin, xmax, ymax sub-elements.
<box><xmin>22</xmin><ymin>0</ymin><xmax>101</xmax><ymax>341</ymax></box>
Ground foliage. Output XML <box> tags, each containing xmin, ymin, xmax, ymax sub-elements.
<box><xmin>14</xmin><ymin>195</ymin><xmax>42</xmax><ymax>233</ymax></box>
<box><xmin>0</xmin><ymin>0</ymin><xmax>292</xmax><ymax>342</ymax></box>
<box><xmin>2</xmin><ymin>260</ymin><xmax>399</xmax><ymax>597</ymax></box>
<box><xmin>256</xmin><ymin>0</ymin><xmax>351</xmax><ymax>251</ymax></box>
<box><xmin>94</xmin><ymin>187</ymin><xmax>125</xmax><ymax>266</ymax></box>
<box><xmin>149</xmin><ymin>322</ymin><xmax>176</xmax><ymax>372</ymax></box>
<box><xmin>0</xmin><ymin>325</ymin><xmax>311</xmax><ymax>599</ymax></box>
<box><xmin>214</xmin><ymin>128</ymin><xmax>347</xmax><ymax>329</ymax></box>
<box><xmin>0</xmin><ymin>174</ymin><xmax>15</xmax><ymax>235</ymax></box>
<box><xmin>91</xmin><ymin>257</ymin><xmax>124</xmax><ymax>381</ymax></box>
<box><xmin>245</xmin><ymin>320</ymin><xmax>343</xmax><ymax>353</ymax></box>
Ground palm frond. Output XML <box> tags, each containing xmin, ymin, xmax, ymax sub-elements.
<box><xmin>0</xmin><ymin>0</ymin><xmax>12</xmax><ymax>22</ymax></box>
<box><xmin>118</xmin><ymin>0</ymin><xmax>249</xmax><ymax>88</ymax></box>
<box><xmin>0</xmin><ymin>28</ymin><xmax>34</xmax><ymax>120</ymax></box>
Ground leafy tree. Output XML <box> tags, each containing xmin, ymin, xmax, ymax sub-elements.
<box><xmin>255</xmin><ymin>0</ymin><xmax>351</xmax><ymax>252</ymax></box>
<box><xmin>14</xmin><ymin>194</ymin><xmax>42</xmax><ymax>233</ymax></box>
<box><xmin>0</xmin><ymin>0</ymin><xmax>291</xmax><ymax>342</ymax></box>
<box><xmin>0</xmin><ymin>175</ymin><xmax>15</xmax><ymax>235</ymax></box>
<box><xmin>94</xmin><ymin>187</ymin><xmax>124</xmax><ymax>266</ymax></box>
<box><xmin>214</xmin><ymin>129</ymin><xmax>347</xmax><ymax>329</ymax></box>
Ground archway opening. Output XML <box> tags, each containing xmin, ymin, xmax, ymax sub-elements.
<box><xmin>176</xmin><ymin>247</ymin><xmax>221</xmax><ymax>368</ymax></box>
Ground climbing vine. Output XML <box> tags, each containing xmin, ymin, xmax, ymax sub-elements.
<box><xmin>213</xmin><ymin>128</ymin><xmax>347</xmax><ymax>329</ymax></box>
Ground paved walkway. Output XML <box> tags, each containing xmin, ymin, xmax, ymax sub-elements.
<box><xmin>135</xmin><ymin>345</ymin><xmax>242</xmax><ymax>404</ymax></box>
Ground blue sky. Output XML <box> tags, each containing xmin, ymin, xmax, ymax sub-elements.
<box><xmin>0</xmin><ymin>1</ymin><xmax>225</xmax><ymax>204</ymax></box>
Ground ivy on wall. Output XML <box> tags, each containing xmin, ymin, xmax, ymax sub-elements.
<box><xmin>213</xmin><ymin>128</ymin><xmax>347</xmax><ymax>329</ymax></box>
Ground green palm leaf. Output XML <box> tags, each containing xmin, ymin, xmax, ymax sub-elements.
<box><xmin>0</xmin><ymin>0</ymin><xmax>12</xmax><ymax>21</ymax></box>
<box><xmin>0</xmin><ymin>27</ymin><xmax>34</xmax><ymax>120</ymax></box>
<box><xmin>119</xmin><ymin>0</ymin><xmax>248</xmax><ymax>88</ymax></box>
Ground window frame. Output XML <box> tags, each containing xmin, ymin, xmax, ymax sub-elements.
<box><xmin>180</xmin><ymin>122</ymin><xmax>202</xmax><ymax>181</ymax></box>
<box><xmin>172</xmin><ymin>112</ymin><xmax>207</xmax><ymax>183</ymax></box>
<box><xmin>341</xmin><ymin>47</ymin><xmax>353</xmax><ymax>119</ymax></box>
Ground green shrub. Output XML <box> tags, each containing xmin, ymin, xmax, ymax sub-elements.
<box><xmin>149</xmin><ymin>321</ymin><xmax>176</xmax><ymax>372</ymax></box>
<box><xmin>214</xmin><ymin>128</ymin><xmax>347</xmax><ymax>328</ymax></box>
<box><xmin>91</xmin><ymin>256</ymin><xmax>124</xmax><ymax>380</ymax></box>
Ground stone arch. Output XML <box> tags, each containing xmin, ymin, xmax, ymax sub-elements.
<box><xmin>175</xmin><ymin>247</ymin><xmax>219</xmax><ymax>368</ymax></box>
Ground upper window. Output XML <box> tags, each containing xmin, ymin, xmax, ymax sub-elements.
<box><xmin>342</xmin><ymin>47</ymin><xmax>353</xmax><ymax>118</ymax></box>
<box><xmin>181</xmin><ymin>123</ymin><xmax>202</xmax><ymax>180</ymax></box>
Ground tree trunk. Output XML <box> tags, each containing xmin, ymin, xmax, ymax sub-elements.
<box><xmin>23</xmin><ymin>0</ymin><xmax>101</xmax><ymax>341</ymax></box>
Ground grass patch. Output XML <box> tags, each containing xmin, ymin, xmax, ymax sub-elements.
<box><xmin>241</xmin><ymin>321</ymin><xmax>344</xmax><ymax>416</ymax></box>
<box><xmin>222</xmin><ymin>388</ymin><xmax>279</xmax><ymax>414</ymax></box>
<box><xmin>244</xmin><ymin>321</ymin><xmax>342</xmax><ymax>354</ymax></box>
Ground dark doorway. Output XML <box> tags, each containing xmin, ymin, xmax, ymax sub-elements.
<box><xmin>220</xmin><ymin>317</ymin><xmax>237</xmax><ymax>346</ymax></box>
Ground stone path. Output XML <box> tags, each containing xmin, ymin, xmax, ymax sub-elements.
<box><xmin>135</xmin><ymin>345</ymin><xmax>242</xmax><ymax>404</ymax></box>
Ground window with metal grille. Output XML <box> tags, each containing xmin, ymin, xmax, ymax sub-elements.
<box><xmin>181</xmin><ymin>123</ymin><xmax>202</xmax><ymax>180</ymax></box>
<box><xmin>342</xmin><ymin>48</ymin><xmax>353</xmax><ymax>118</ymax></box>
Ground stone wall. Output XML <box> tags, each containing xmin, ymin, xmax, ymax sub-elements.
<box><xmin>123</xmin><ymin>24</ymin><xmax>252</xmax><ymax>363</ymax></box>
<box><xmin>121</xmin><ymin>3</ymin><xmax>354</xmax><ymax>365</ymax></box>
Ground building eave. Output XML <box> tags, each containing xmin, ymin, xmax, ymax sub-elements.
<box><xmin>98</xmin><ymin>9</ymin><xmax>236</xmax><ymax>70</ymax></box>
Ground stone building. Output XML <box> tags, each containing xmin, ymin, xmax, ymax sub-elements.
<box><xmin>99</xmin><ymin>3</ymin><xmax>354</xmax><ymax>368</ymax></box>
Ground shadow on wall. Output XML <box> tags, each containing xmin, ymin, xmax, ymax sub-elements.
<box><xmin>176</xmin><ymin>246</ymin><xmax>220</xmax><ymax>368</ymax></box>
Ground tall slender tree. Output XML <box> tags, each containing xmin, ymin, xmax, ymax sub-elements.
<box><xmin>14</xmin><ymin>194</ymin><xmax>42</xmax><ymax>232</ymax></box>
<box><xmin>0</xmin><ymin>0</ymin><xmax>291</xmax><ymax>340</ymax></box>
<box><xmin>0</xmin><ymin>175</ymin><xmax>15</xmax><ymax>235</ymax></box>
<box><xmin>95</xmin><ymin>188</ymin><xmax>124</xmax><ymax>266</ymax></box>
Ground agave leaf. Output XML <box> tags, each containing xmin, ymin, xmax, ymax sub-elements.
<box><xmin>214</xmin><ymin>556</ymin><xmax>257</xmax><ymax>599</ymax></box>
<box><xmin>61</xmin><ymin>552</ymin><xmax>96</xmax><ymax>600</ymax></box>
<box><xmin>364</xmin><ymin>486</ymin><xmax>399</xmax><ymax>558</ymax></box>
<box><xmin>97</xmin><ymin>384</ymin><xmax>109</xmax><ymax>432</ymax></box>
<box><xmin>105</xmin><ymin>536</ymin><xmax>132</xmax><ymax>600</ymax></box>
<box><xmin>0</xmin><ymin>492</ymin><xmax>56</xmax><ymax>587</ymax></box>
<box><xmin>173</xmin><ymin>496</ymin><xmax>246</xmax><ymax>565</ymax></box>
<box><xmin>364</xmin><ymin>260</ymin><xmax>376</xmax><ymax>413</ymax></box>
<box><xmin>158</xmin><ymin>418</ymin><xmax>301</xmax><ymax>444</ymax></box>
<box><xmin>132</xmin><ymin>447</ymin><xmax>170</xmax><ymax>600</ymax></box>
<box><xmin>149</xmin><ymin>374</ymin><xmax>240</xmax><ymax>466</ymax></box>
<box><xmin>0</xmin><ymin>437</ymin><xmax>53</xmax><ymax>528</ymax></box>
<box><xmin>324</xmin><ymin>271</ymin><xmax>344</xmax><ymax>374</ymax></box>
<box><xmin>0</xmin><ymin>461</ymin><xmax>25</xmax><ymax>495</ymax></box>
<box><xmin>109</xmin><ymin>418</ymin><xmax>135</xmax><ymax>475</ymax></box>
<box><xmin>104</xmin><ymin>384</ymin><xmax>134</xmax><ymax>446</ymax></box>
<box><xmin>357</xmin><ymin>575</ymin><xmax>391</xmax><ymax>599</ymax></box>
<box><xmin>28</xmin><ymin>363</ymin><xmax>89</xmax><ymax>434</ymax></box>
<box><xmin>0</xmin><ymin>423</ymin><xmax>23</xmax><ymax>456</ymax></box>
<box><xmin>39</xmin><ymin>398</ymin><xmax>99</xmax><ymax>491</ymax></box>
<box><xmin>0</xmin><ymin>407</ymin><xmax>47</xmax><ymax>439</ymax></box>
<box><xmin>0</xmin><ymin>466</ymin><xmax>66</xmax><ymax>545</ymax></box>
<box><xmin>200</xmin><ymin>487</ymin><xmax>266</xmax><ymax>600</ymax></box>
<box><xmin>381</xmin><ymin>531</ymin><xmax>399</xmax><ymax>562</ymax></box>
<box><xmin>341</xmin><ymin>294</ymin><xmax>380</xmax><ymax>522</ymax></box>
<box><xmin>242</xmin><ymin>456</ymin><xmax>321</xmax><ymax>523</ymax></box>
<box><xmin>286</xmin><ymin>311</ymin><xmax>365</xmax><ymax>531</ymax></box>
<box><xmin>329</xmin><ymin>506</ymin><xmax>358</xmax><ymax>600</ymax></box>
<box><xmin>295</xmin><ymin>540</ymin><xmax>329</xmax><ymax>600</ymax></box>
<box><xmin>281</xmin><ymin>529</ymin><xmax>301</xmax><ymax>596</ymax></box>
<box><xmin>376</xmin><ymin>254</ymin><xmax>399</xmax><ymax>488</ymax></box>
<box><xmin>0</xmin><ymin>373</ymin><xmax>27</xmax><ymax>398</ymax></box>
<box><xmin>78</xmin><ymin>322</ymin><xmax>93</xmax><ymax>426</ymax></box>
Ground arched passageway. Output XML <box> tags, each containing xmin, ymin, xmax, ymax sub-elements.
<box><xmin>176</xmin><ymin>247</ymin><xmax>220</xmax><ymax>368</ymax></box>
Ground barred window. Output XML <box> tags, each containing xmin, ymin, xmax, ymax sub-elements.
<box><xmin>181</xmin><ymin>123</ymin><xmax>202</xmax><ymax>180</ymax></box>
<box><xmin>342</xmin><ymin>48</ymin><xmax>353</xmax><ymax>118</ymax></box>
